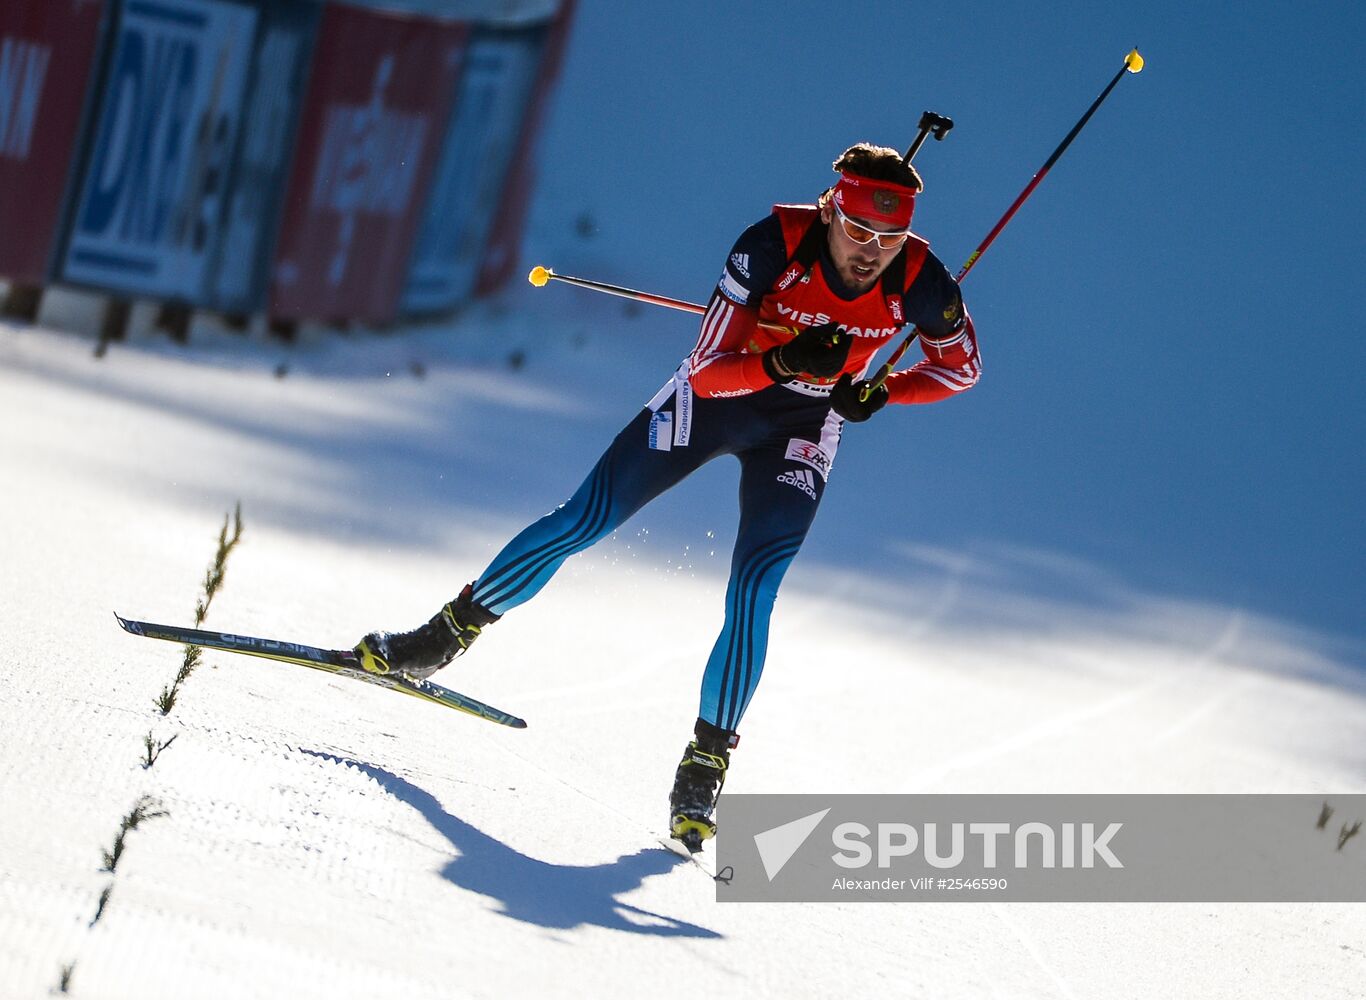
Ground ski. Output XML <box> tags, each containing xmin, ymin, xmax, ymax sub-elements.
<box><xmin>115</xmin><ymin>614</ymin><xmax>526</xmax><ymax>729</ymax></box>
<box><xmin>658</xmin><ymin>836</ymin><xmax>733</xmax><ymax>884</ymax></box>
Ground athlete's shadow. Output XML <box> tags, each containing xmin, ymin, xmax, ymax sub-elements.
<box><xmin>303</xmin><ymin>750</ymin><xmax>721</xmax><ymax>939</ymax></box>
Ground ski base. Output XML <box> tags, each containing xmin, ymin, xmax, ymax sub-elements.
<box><xmin>115</xmin><ymin>614</ymin><xmax>526</xmax><ymax>729</ymax></box>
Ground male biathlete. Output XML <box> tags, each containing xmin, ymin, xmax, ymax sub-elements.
<box><xmin>356</xmin><ymin>142</ymin><xmax>981</xmax><ymax>851</ymax></box>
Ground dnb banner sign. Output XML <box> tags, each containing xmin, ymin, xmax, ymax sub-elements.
<box><xmin>203</xmin><ymin>0</ymin><xmax>321</xmax><ymax>315</ymax></box>
<box><xmin>62</xmin><ymin>0</ymin><xmax>258</xmax><ymax>299</ymax></box>
<box><xmin>402</xmin><ymin>27</ymin><xmax>547</xmax><ymax>316</ymax></box>
<box><xmin>0</xmin><ymin>1</ymin><xmax>107</xmax><ymax>284</ymax></box>
<box><xmin>269</xmin><ymin>5</ymin><xmax>467</xmax><ymax>325</ymax></box>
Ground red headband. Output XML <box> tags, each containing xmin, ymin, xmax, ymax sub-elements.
<box><xmin>831</xmin><ymin>171</ymin><xmax>917</xmax><ymax>229</ymax></box>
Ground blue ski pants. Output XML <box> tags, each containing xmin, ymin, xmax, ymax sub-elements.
<box><xmin>471</xmin><ymin>372</ymin><xmax>843</xmax><ymax>732</ymax></box>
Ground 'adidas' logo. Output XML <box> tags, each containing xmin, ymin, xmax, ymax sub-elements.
<box><xmin>776</xmin><ymin>468</ymin><xmax>817</xmax><ymax>500</ymax></box>
<box><xmin>729</xmin><ymin>252</ymin><xmax>751</xmax><ymax>278</ymax></box>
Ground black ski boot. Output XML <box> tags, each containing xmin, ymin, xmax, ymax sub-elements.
<box><xmin>669</xmin><ymin>718</ymin><xmax>739</xmax><ymax>853</ymax></box>
<box><xmin>355</xmin><ymin>583</ymin><xmax>500</xmax><ymax>679</ymax></box>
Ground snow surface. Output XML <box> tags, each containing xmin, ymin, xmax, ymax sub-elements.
<box><xmin>3</xmin><ymin>294</ymin><xmax>1365</xmax><ymax>999</ymax></box>
<box><xmin>4</xmin><ymin>3</ymin><xmax>1366</xmax><ymax>995</ymax></box>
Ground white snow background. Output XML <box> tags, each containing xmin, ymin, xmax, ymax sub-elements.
<box><xmin>3</xmin><ymin>2</ymin><xmax>1365</xmax><ymax>998</ymax></box>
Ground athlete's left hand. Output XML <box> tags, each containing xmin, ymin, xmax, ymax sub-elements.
<box><xmin>829</xmin><ymin>373</ymin><xmax>888</xmax><ymax>423</ymax></box>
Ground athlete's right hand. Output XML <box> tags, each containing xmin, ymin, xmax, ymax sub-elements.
<box><xmin>761</xmin><ymin>322</ymin><xmax>851</xmax><ymax>383</ymax></box>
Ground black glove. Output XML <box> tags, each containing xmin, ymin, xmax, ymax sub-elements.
<box><xmin>829</xmin><ymin>373</ymin><xmax>889</xmax><ymax>423</ymax></box>
<box><xmin>762</xmin><ymin>321</ymin><xmax>851</xmax><ymax>383</ymax></box>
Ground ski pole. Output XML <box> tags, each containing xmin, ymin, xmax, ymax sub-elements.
<box><xmin>902</xmin><ymin>111</ymin><xmax>954</xmax><ymax>167</ymax></box>
<box><xmin>527</xmin><ymin>117</ymin><xmax>952</xmax><ymax>320</ymax></box>
<box><xmin>528</xmin><ymin>265</ymin><xmax>708</xmax><ymax>315</ymax></box>
<box><xmin>527</xmin><ymin>265</ymin><xmax>795</xmax><ymax>332</ymax></box>
<box><xmin>526</xmin><ymin>110</ymin><xmax>950</xmax><ymax>324</ymax></box>
<box><xmin>860</xmin><ymin>47</ymin><xmax>1144</xmax><ymax>401</ymax></box>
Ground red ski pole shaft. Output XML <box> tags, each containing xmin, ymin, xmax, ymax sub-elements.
<box><xmin>528</xmin><ymin>265</ymin><xmax>793</xmax><ymax>333</ymax></box>
<box><xmin>861</xmin><ymin>48</ymin><xmax>1144</xmax><ymax>400</ymax></box>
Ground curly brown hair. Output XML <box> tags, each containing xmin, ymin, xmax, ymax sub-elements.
<box><xmin>818</xmin><ymin>142</ymin><xmax>923</xmax><ymax>208</ymax></box>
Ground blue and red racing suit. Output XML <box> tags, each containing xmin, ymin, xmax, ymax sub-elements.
<box><xmin>471</xmin><ymin>205</ymin><xmax>980</xmax><ymax>732</ymax></box>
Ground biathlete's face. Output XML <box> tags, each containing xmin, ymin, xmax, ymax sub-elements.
<box><xmin>820</xmin><ymin>200</ymin><xmax>909</xmax><ymax>294</ymax></box>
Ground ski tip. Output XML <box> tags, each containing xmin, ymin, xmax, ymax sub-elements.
<box><xmin>113</xmin><ymin>613</ymin><xmax>144</xmax><ymax>636</ymax></box>
<box><xmin>508</xmin><ymin>717</ymin><xmax>529</xmax><ymax>730</ymax></box>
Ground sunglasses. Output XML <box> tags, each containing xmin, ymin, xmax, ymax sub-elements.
<box><xmin>832</xmin><ymin>201</ymin><xmax>910</xmax><ymax>250</ymax></box>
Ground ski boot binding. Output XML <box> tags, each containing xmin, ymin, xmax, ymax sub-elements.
<box><xmin>669</xmin><ymin>719</ymin><xmax>739</xmax><ymax>853</ymax></box>
<box><xmin>355</xmin><ymin>583</ymin><xmax>499</xmax><ymax>680</ymax></box>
